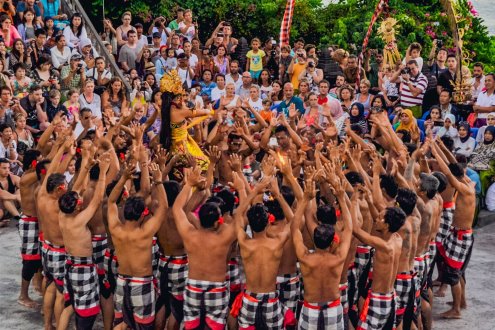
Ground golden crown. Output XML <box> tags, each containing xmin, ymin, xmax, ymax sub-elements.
<box><xmin>160</xmin><ymin>69</ymin><xmax>186</xmax><ymax>95</ymax></box>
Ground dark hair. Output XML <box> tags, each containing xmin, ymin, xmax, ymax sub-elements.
<box><xmin>22</xmin><ymin>8</ymin><xmax>36</xmax><ymax>24</ymax></box>
<box><xmin>227</xmin><ymin>132</ymin><xmax>242</xmax><ymax>142</ymax></box>
<box><xmin>46</xmin><ymin>173</ymin><xmax>66</xmax><ymax>193</ymax></box>
<box><xmin>13</xmin><ymin>62</ymin><xmax>27</xmax><ymax>74</ymax></box>
<box><xmin>396</xmin><ymin>188</ymin><xmax>417</xmax><ymax>216</ymax></box>
<box><xmin>160</xmin><ymin>92</ymin><xmax>174</xmax><ymax>149</ymax></box>
<box><xmin>316</xmin><ymin>204</ymin><xmax>337</xmax><ymax>225</ymax></box>
<box><xmin>35</xmin><ymin>28</ymin><xmax>46</xmax><ymax>38</ymax></box>
<box><xmin>69</xmin><ymin>13</ymin><xmax>84</xmax><ymax>37</ymax></box>
<box><xmin>473</xmin><ymin>62</ymin><xmax>484</xmax><ymax>70</ymax></box>
<box><xmin>314</xmin><ymin>224</ymin><xmax>335</xmax><ymax>249</ymax></box>
<box><xmin>274</xmin><ymin>125</ymin><xmax>289</xmax><ymax>135</ymax></box>
<box><xmin>37</xmin><ymin>54</ymin><xmax>52</xmax><ymax>69</ymax></box>
<box><xmin>432</xmin><ymin>171</ymin><xmax>448</xmax><ymax>193</ymax></box>
<box><xmin>89</xmin><ymin>164</ymin><xmax>100</xmax><ymax>181</ymax></box>
<box><xmin>345</xmin><ymin>171</ymin><xmax>364</xmax><ymax>186</ymax></box>
<box><xmin>29</xmin><ymin>85</ymin><xmax>43</xmax><ymax>94</ymax></box>
<box><xmin>371</xmin><ymin>94</ymin><xmax>387</xmax><ymax>111</ymax></box>
<box><xmin>35</xmin><ymin>159</ymin><xmax>51</xmax><ymax>180</ymax></box>
<box><xmin>264</xmin><ymin>198</ymin><xmax>284</xmax><ymax>221</ymax></box>
<box><xmin>384</xmin><ymin>207</ymin><xmax>407</xmax><ymax>233</ymax></box>
<box><xmin>0</xmin><ymin>157</ymin><xmax>8</xmax><ymax>165</ymax></box>
<box><xmin>164</xmin><ymin>180</ymin><xmax>180</xmax><ymax>206</ymax></box>
<box><xmin>407</xmin><ymin>59</ymin><xmax>418</xmax><ymax>67</ymax></box>
<box><xmin>123</xmin><ymin>196</ymin><xmax>146</xmax><ymax>221</ymax></box>
<box><xmin>198</xmin><ymin>202</ymin><xmax>222</xmax><ymax>228</ymax></box>
<box><xmin>440</xmin><ymin>135</ymin><xmax>454</xmax><ymax>151</ymax></box>
<box><xmin>396</xmin><ymin>129</ymin><xmax>411</xmax><ymax>143</ymax></box>
<box><xmin>0</xmin><ymin>123</ymin><xmax>11</xmax><ymax>133</ymax></box>
<box><xmin>280</xmin><ymin>185</ymin><xmax>295</xmax><ymax>207</ymax></box>
<box><xmin>215</xmin><ymin>188</ymin><xmax>235</xmax><ymax>215</ymax></box>
<box><xmin>55</xmin><ymin>34</ymin><xmax>65</xmax><ymax>43</ymax></box>
<box><xmin>257</xmin><ymin>69</ymin><xmax>272</xmax><ymax>86</ymax></box>
<box><xmin>80</xmin><ymin>107</ymin><xmax>92</xmax><ymax>117</ymax></box>
<box><xmin>247</xmin><ymin>203</ymin><xmax>269</xmax><ymax>233</ymax></box>
<box><xmin>448</xmin><ymin>163</ymin><xmax>464</xmax><ymax>178</ymax></box>
<box><xmin>22</xmin><ymin>149</ymin><xmax>41</xmax><ymax>171</ymax></box>
<box><xmin>11</xmin><ymin>39</ymin><xmax>26</xmax><ymax>60</ymax></box>
<box><xmin>447</xmin><ymin>53</ymin><xmax>457</xmax><ymax>60</ymax></box>
<box><xmin>380</xmin><ymin>174</ymin><xmax>398</xmax><ymax>198</ymax></box>
<box><xmin>59</xmin><ymin>191</ymin><xmax>79</xmax><ymax>214</ymax></box>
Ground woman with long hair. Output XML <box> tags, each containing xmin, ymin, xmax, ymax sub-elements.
<box><xmin>8</xmin><ymin>38</ymin><xmax>32</xmax><ymax>70</ymax></box>
<box><xmin>102</xmin><ymin>77</ymin><xmax>129</xmax><ymax>116</ymax></box>
<box><xmin>213</xmin><ymin>45</ymin><xmax>229</xmax><ymax>75</ymax></box>
<box><xmin>63</xmin><ymin>13</ymin><xmax>87</xmax><ymax>48</ymax></box>
<box><xmin>0</xmin><ymin>14</ymin><xmax>20</xmax><ymax>47</ymax></box>
<box><xmin>339</xmin><ymin>85</ymin><xmax>354</xmax><ymax>112</ymax></box>
<box><xmin>270</xmin><ymin>80</ymin><xmax>284</xmax><ymax>108</ymax></box>
<box><xmin>159</xmin><ymin>71</ymin><xmax>213</xmax><ymax>175</ymax></box>
<box><xmin>137</xmin><ymin>47</ymin><xmax>156</xmax><ymax>77</ymax></box>
<box><xmin>258</xmin><ymin>69</ymin><xmax>272</xmax><ymax>100</ymax></box>
<box><xmin>355</xmin><ymin>79</ymin><xmax>372</xmax><ymax>114</ymax></box>
<box><xmin>29</xmin><ymin>54</ymin><xmax>59</xmax><ymax>95</ymax></box>
<box><xmin>17</xmin><ymin>8</ymin><xmax>40</xmax><ymax>43</ymax></box>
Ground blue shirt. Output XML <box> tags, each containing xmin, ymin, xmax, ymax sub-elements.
<box><xmin>199</xmin><ymin>81</ymin><xmax>217</xmax><ymax>100</ymax></box>
<box><xmin>466</xmin><ymin>168</ymin><xmax>482</xmax><ymax>195</ymax></box>
<box><xmin>16</xmin><ymin>2</ymin><xmax>42</xmax><ymax>17</ymax></box>
<box><xmin>276</xmin><ymin>96</ymin><xmax>305</xmax><ymax>117</ymax></box>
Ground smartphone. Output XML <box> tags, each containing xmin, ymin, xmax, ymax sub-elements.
<box><xmin>434</xmin><ymin>121</ymin><xmax>444</xmax><ymax>127</ymax></box>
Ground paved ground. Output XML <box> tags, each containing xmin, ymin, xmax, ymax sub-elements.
<box><xmin>0</xmin><ymin>220</ymin><xmax>494</xmax><ymax>329</ymax></box>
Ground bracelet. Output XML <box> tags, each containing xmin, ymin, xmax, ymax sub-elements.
<box><xmin>153</xmin><ymin>181</ymin><xmax>163</xmax><ymax>185</ymax></box>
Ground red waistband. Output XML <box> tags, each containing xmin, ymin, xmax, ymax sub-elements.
<box><xmin>303</xmin><ymin>298</ymin><xmax>341</xmax><ymax>310</ymax></box>
<box><xmin>187</xmin><ymin>284</ymin><xmax>227</xmax><ymax>293</ymax></box>
<box><xmin>452</xmin><ymin>227</ymin><xmax>473</xmax><ymax>240</ymax></box>
<box><xmin>160</xmin><ymin>255</ymin><xmax>188</xmax><ymax>264</ymax></box>
<box><xmin>117</xmin><ymin>274</ymin><xmax>154</xmax><ymax>283</ymax></box>
<box><xmin>228</xmin><ymin>260</ymin><xmax>239</xmax><ymax>266</ymax></box>
<box><xmin>396</xmin><ymin>273</ymin><xmax>414</xmax><ymax>280</ymax></box>
<box><xmin>43</xmin><ymin>241</ymin><xmax>66</xmax><ymax>253</ymax></box>
<box><xmin>21</xmin><ymin>216</ymin><xmax>38</xmax><ymax>222</ymax></box>
<box><xmin>356</xmin><ymin>246</ymin><xmax>371</xmax><ymax>254</ymax></box>
<box><xmin>369</xmin><ymin>291</ymin><xmax>394</xmax><ymax>301</ymax></box>
<box><xmin>91</xmin><ymin>234</ymin><xmax>107</xmax><ymax>241</ymax></box>
<box><xmin>104</xmin><ymin>249</ymin><xmax>118</xmax><ymax>260</ymax></box>
<box><xmin>243</xmin><ymin>292</ymin><xmax>279</xmax><ymax>304</ymax></box>
<box><xmin>414</xmin><ymin>256</ymin><xmax>424</xmax><ymax>262</ymax></box>
<box><xmin>443</xmin><ymin>201</ymin><xmax>455</xmax><ymax>209</ymax></box>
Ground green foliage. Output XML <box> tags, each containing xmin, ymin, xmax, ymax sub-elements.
<box><xmin>83</xmin><ymin>0</ymin><xmax>495</xmax><ymax>68</ymax></box>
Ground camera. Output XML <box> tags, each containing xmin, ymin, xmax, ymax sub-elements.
<box><xmin>9</xmin><ymin>101</ymin><xmax>15</xmax><ymax>106</ymax></box>
<box><xmin>371</xmin><ymin>107</ymin><xmax>384</xmax><ymax>114</ymax></box>
<box><xmin>308</xmin><ymin>62</ymin><xmax>315</xmax><ymax>68</ymax></box>
<box><xmin>436</xmin><ymin>39</ymin><xmax>444</xmax><ymax>48</ymax></box>
<box><xmin>401</xmin><ymin>68</ymin><xmax>411</xmax><ymax>75</ymax></box>
<box><xmin>270</xmin><ymin>49</ymin><xmax>276</xmax><ymax>58</ymax></box>
<box><xmin>77</xmin><ymin>63</ymin><xmax>83</xmax><ymax>74</ymax></box>
<box><xmin>296</xmin><ymin>51</ymin><xmax>304</xmax><ymax>58</ymax></box>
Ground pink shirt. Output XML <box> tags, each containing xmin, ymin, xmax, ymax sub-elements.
<box><xmin>2</xmin><ymin>26</ymin><xmax>21</xmax><ymax>47</ymax></box>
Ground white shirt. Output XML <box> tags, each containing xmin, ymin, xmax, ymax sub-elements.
<box><xmin>471</xmin><ymin>75</ymin><xmax>485</xmax><ymax>99</ymax></box>
<box><xmin>78</xmin><ymin>93</ymin><xmax>102</xmax><ymax>119</ymax></box>
<box><xmin>137</xmin><ymin>35</ymin><xmax>148</xmax><ymax>49</ymax></box>
<box><xmin>249</xmin><ymin>98</ymin><xmax>263</xmax><ymax>112</ymax></box>
<box><xmin>475</xmin><ymin>90</ymin><xmax>495</xmax><ymax>119</ymax></box>
<box><xmin>226</xmin><ymin>74</ymin><xmax>243</xmax><ymax>91</ymax></box>
<box><xmin>50</xmin><ymin>46</ymin><xmax>72</xmax><ymax>69</ymax></box>
<box><xmin>486</xmin><ymin>182</ymin><xmax>495</xmax><ymax>211</ymax></box>
<box><xmin>178</xmin><ymin>67</ymin><xmax>192</xmax><ymax>89</ymax></box>
<box><xmin>211</xmin><ymin>86</ymin><xmax>226</xmax><ymax>102</ymax></box>
<box><xmin>152</xmin><ymin>27</ymin><xmax>170</xmax><ymax>46</ymax></box>
<box><xmin>178</xmin><ymin>22</ymin><xmax>195</xmax><ymax>42</ymax></box>
<box><xmin>63</xmin><ymin>25</ymin><xmax>88</xmax><ymax>48</ymax></box>
<box><xmin>85</xmin><ymin>68</ymin><xmax>112</xmax><ymax>81</ymax></box>
<box><xmin>187</xmin><ymin>53</ymin><xmax>199</xmax><ymax>69</ymax></box>
<box><xmin>74</xmin><ymin>122</ymin><xmax>96</xmax><ymax>138</ymax></box>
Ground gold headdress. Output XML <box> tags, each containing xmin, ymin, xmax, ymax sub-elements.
<box><xmin>160</xmin><ymin>69</ymin><xmax>186</xmax><ymax>95</ymax></box>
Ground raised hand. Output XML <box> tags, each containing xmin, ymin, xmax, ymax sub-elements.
<box><xmin>228</xmin><ymin>171</ymin><xmax>244</xmax><ymax>192</ymax></box>
<box><xmin>261</xmin><ymin>155</ymin><xmax>277</xmax><ymax>177</ymax></box>
<box><xmin>185</xmin><ymin>167</ymin><xmax>205</xmax><ymax>187</ymax></box>
<box><xmin>98</xmin><ymin>152</ymin><xmax>111</xmax><ymax>173</ymax></box>
<box><xmin>149</xmin><ymin>162</ymin><xmax>162</xmax><ymax>182</ymax></box>
<box><xmin>303</xmin><ymin>177</ymin><xmax>316</xmax><ymax>200</ymax></box>
<box><xmin>228</xmin><ymin>153</ymin><xmax>242</xmax><ymax>172</ymax></box>
<box><xmin>205</xmin><ymin>145</ymin><xmax>222</xmax><ymax>164</ymax></box>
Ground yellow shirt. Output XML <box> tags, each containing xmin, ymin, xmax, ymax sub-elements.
<box><xmin>291</xmin><ymin>62</ymin><xmax>306</xmax><ymax>90</ymax></box>
<box><xmin>246</xmin><ymin>49</ymin><xmax>266</xmax><ymax>72</ymax></box>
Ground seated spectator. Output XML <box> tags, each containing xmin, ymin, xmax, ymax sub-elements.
<box><xmin>0</xmin><ymin>14</ymin><xmax>20</xmax><ymax>47</ymax></box>
<box><xmin>8</xmin><ymin>38</ymin><xmax>32</xmax><ymax>71</ymax></box>
<box><xmin>78</xmin><ymin>79</ymin><xmax>101</xmax><ymax>118</ymax></box>
<box><xmin>176</xmin><ymin>53</ymin><xmax>193</xmax><ymax>90</ymax></box>
<box><xmin>476</xmin><ymin>112</ymin><xmax>495</xmax><ymax>144</ymax></box>
<box><xmin>380</xmin><ymin>65</ymin><xmax>400</xmax><ymax>110</ymax></box>
<box><xmin>213</xmin><ymin>44</ymin><xmax>229</xmax><ymax>75</ymax></box>
<box><xmin>298</xmin><ymin>56</ymin><xmax>323</xmax><ymax>93</ymax></box>
<box><xmin>13</xmin><ymin>113</ymin><xmax>34</xmax><ymax>152</ymax></box>
<box><xmin>143</xmin><ymin>73</ymin><xmax>158</xmax><ymax>92</ymax></box>
<box><xmin>473</xmin><ymin>73</ymin><xmax>495</xmax><ymax>127</ymax></box>
<box><xmin>11</xmin><ymin>63</ymin><xmax>33</xmax><ymax>98</ymax></box>
<box><xmin>46</xmin><ymin>89</ymin><xmax>67</xmax><ymax>121</ymax></box>
<box><xmin>339</xmin><ymin>85</ymin><xmax>354</xmax><ymax>112</ymax></box>
<box><xmin>73</xmin><ymin>107</ymin><xmax>95</xmax><ymax>138</ymax></box>
<box><xmin>0</xmin><ymin>87</ymin><xmax>15</xmax><ymax>127</ymax></box>
<box><xmin>297</xmin><ymin>78</ymin><xmax>310</xmax><ymax>103</ymax></box>
<box><xmin>29</xmin><ymin>54</ymin><xmax>60</xmax><ymax>95</ymax></box>
<box><xmin>101</xmin><ymin>18</ymin><xmax>118</xmax><ymax>55</ymax></box>
<box><xmin>454</xmin><ymin>121</ymin><xmax>476</xmax><ymax>158</ymax></box>
<box><xmin>145</xmin><ymin>90</ymin><xmax>162</xmax><ymax>140</ymax></box>
<box><xmin>43</xmin><ymin>17</ymin><xmax>59</xmax><ymax>45</ymax></box>
<box><xmin>211</xmin><ymin>74</ymin><xmax>226</xmax><ymax>103</ymax></box>
<box><xmin>437</xmin><ymin>114</ymin><xmax>458</xmax><ymax>139</ymax></box>
<box><xmin>30</xmin><ymin>29</ymin><xmax>50</xmax><ymax>66</ymax></box>
<box><xmin>85</xmin><ymin>57</ymin><xmax>112</xmax><ymax>91</ymax></box>
<box><xmin>468</xmin><ymin>126</ymin><xmax>495</xmax><ymax>194</ymax></box>
<box><xmin>258</xmin><ymin>69</ymin><xmax>272</xmax><ymax>100</ymax></box>
<box><xmin>129</xmin><ymin>77</ymin><xmax>151</xmax><ymax>104</ymax></box>
<box><xmin>277</xmin><ymin>82</ymin><xmax>305</xmax><ymax>117</ymax></box>
<box><xmin>63</xmin><ymin>13</ymin><xmax>87</xmax><ymax>49</ymax></box>
<box><xmin>303</xmin><ymin>92</ymin><xmax>327</xmax><ymax>128</ymax></box>
<box><xmin>40</xmin><ymin>0</ymin><xmax>68</xmax><ymax>29</ymax></box>
<box><xmin>50</xmin><ymin>34</ymin><xmax>71</xmax><ymax>70</ymax></box>
<box><xmin>486</xmin><ymin>182</ymin><xmax>495</xmax><ymax>211</ymax></box>
<box><xmin>395</xmin><ymin>109</ymin><xmax>420</xmax><ymax>144</ymax></box>
<box><xmin>424</xmin><ymin>105</ymin><xmax>443</xmax><ymax>138</ymax></box>
<box><xmin>60</xmin><ymin>52</ymin><xmax>86</xmax><ymax>93</ymax></box>
<box><xmin>0</xmin><ymin>124</ymin><xmax>16</xmax><ymax>162</ymax></box>
<box><xmin>16</xmin><ymin>0</ymin><xmax>41</xmax><ymax>24</ymax></box>
<box><xmin>134</xmin><ymin>23</ymin><xmax>147</xmax><ymax>49</ymax></box>
<box><xmin>79</xmin><ymin>38</ymin><xmax>98</xmax><ymax>70</ymax></box>
<box><xmin>136</xmin><ymin>47</ymin><xmax>155</xmax><ymax>77</ymax></box>
<box><xmin>19</xmin><ymin>85</ymin><xmax>47</xmax><ymax>132</ymax></box>
<box><xmin>102</xmin><ymin>77</ymin><xmax>129</xmax><ymax>116</ymax></box>
<box><xmin>247</xmin><ymin>85</ymin><xmax>262</xmax><ymax>113</ymax></box>
<box><xmin>17</xmin><ymin>8</ymin><xmax>40</xmax><ymax>43</ymax></box>
<box><xmin>348</xmin><ymin>102</ymin><xmax>368</xmax><ymax>134</ymax></box>
<box><xmin>63</xmin><ymin>88</ymin><xmax>79</xmax><ymax>122</ymax></box>
<box><xmin>355</xmin><ymin>79</ymin><xmax>372</xmax><ymax>114</ymax></box>
<box><xmin>178</xmin><ymin>9</ymin><xmax>197</xmax><ymax>42</ymax></box>
<box><xmin>329</xmin><ymin>74</ymin><xmax>345</xmax><ymax>98</ymax></box>
<box><xmin>288</xmin><ymin>48</ymin><xmax>306</xmax><ymax>90</ymax></box>
<box><xmin>438</xmin><ymin>89</ymin><xmax>458</xmax><ymax>120</ymax></box>
<box><xmin>199</xmin><ymin>69</ymin><xmax>216</xmax><ymax>102</ymax></box>
<box><xmin>0</xmin><ymin>0</ymin><xmax>15</xmax><ymax>22</ymax></box>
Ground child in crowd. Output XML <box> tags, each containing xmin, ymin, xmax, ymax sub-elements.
<box><xmin>246</xmin><ymin>37</ymin><xmax>266</xmax><ymax>80</ymax></box>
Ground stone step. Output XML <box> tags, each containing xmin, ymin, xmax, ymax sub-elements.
<box><xmin>476</xmin><ymin>210</ymin><xmax>495</xmax><ymax>228</ymax></box>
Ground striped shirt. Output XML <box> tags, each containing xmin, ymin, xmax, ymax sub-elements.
<box><xmin>400</xmin><ymin>73</ymin><xmax>428</xmax><ymax>107</ymax></box>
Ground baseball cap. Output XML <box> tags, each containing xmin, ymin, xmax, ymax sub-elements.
<box><xmin>152</xmin><ymin>32</ymin><xmax>161</xmax><ymax>39</ymax></box>
<box><xmin>70</xmin><ymin>53</ymin><xmax>82</xmax><ymax>61</ymax></box>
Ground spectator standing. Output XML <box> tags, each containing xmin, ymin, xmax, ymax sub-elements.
<box><xmin>178</xmin><ymin>9</ymin><xmax>197</xmax><ymax>42</ymax></box>
<box><xmin>115</xmin><ymin>11</ymin><xmax>135</xmax><ymax>48</ymax></box>
<box><xmin>473</xmin><ymin>73</ymin><xmax>495</xmax><ymax>127</ymax></box>
<box><xmin>437</xmin><ymin>54</ymin><xmax>457</xmax><ymax>94</ymax></box>
<box><xmin>246</xmin><ymin>38</ymin><xmax>265</xmax><ymax>80</ymax></box>
<box><xmin>395</xmin><ymin>59</ymin><xmax>428</xmax><ymax>118</ymax></box>
<box><xmin>118</xmin><ymin>30</ymin><xmax>141</xmax><ymax>73</ymax></box>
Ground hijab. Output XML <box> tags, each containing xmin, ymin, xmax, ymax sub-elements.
<box><xmin>396</xmin><ymin>109</ymin><xmax>420</xmax><ymax>141</ymax></box>
<box><xmin>458</xmin><ymin>122</ymin><xmax>471</xmax><ymax>143</ymax></box>
<box><xmin>484</xmin><ymin>126</ymin><xmax>495</xmax><ymax>145</ymax></box>
<box><xmin>349</xmin><ymin>102</ymin><xmax>365</xmax><ymax>124</ymax></box>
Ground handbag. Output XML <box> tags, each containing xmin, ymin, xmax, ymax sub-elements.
<box><xmin>466</xmin><ymin>112</ymin><xmax>477</xmax><ymax>127</ymax></box>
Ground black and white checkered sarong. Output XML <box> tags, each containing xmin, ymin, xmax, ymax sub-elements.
<box><xmin>356</xmin><ymin>291</ymin><xmax>395</xmax><ymax>330</ymax></box>
<box><xmin>238</xmin><ymin>291</ymin><xmax>290</xmax><ymax>329</ymax></box>
<box><xmin>18</xmin><ymin>215</ymin><xmax>41</xmax><ymax>260</ymax></box>
<box><xmin>435</xmin><ymin>203</ymin><xmax>455</xmax><ymax>245</ymax></box>
<box><xmin>42</xmin><ymin>240</ymin><xmax>67</xmax><ymax>292</ymax></box>
<box><xmin>276</xmin><ymin>272</ymin><xmax>301</xmax><ymax>313</ymax></box>
<box><xmin>299</xmin><ymin>299</ymin><xmax>343</xmax><ymax>330</ymax></box>
<box><xmin>438</xmin><ymin>226</ymin><xmax>474</xmax><ymax>270</ymax></box>
<box><xmin>64</xmin><ymin>255</ymin><xmax>100</xmax><ymax>317</ymax></box>
<box><xmin>394</xmin><ymin>271</ymin><xmax>414</xmax><ymax>327</ymax></box>
<box><xmin>114</xmin><ymin>274</ymin><xmax>156</xmax><ymax>327</ymax></box>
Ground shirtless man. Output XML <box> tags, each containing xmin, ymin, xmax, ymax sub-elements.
<box><xmin>37</xmin><ymin>143</ymin><xmax>73</xmax><ymax>330</ymax></box>
<box><xmin>57</xmin><ymin>153</ymin><xmax>110</xmax><ymax>329</ymax></box>
<box><xmin>292</xmin><ymin>172</ymin><xmax>353</xmax><ymax>329</ymax></box>
<box><xmin>216</xmin><ymin>132</ymin><xmax>256</xmax><ymax>186</ymax></box>
<box><xmin>0</xmin><ymin>157</ymin><xmax>20</xmax><ymax>220</ymax></box>
<box><xmin>394</xmin><ymin>187</ymin><xmax>420</xmax><ymax>330</ymax></box>
<box><xmin>108</xmin><ymin>163</ymin><xmax>167</xmax><ymax>330</ymax></box>
<box><xmin>431</xmin><ymin>141</ymin><xmax>476</xmax><ymax>319</ymax></box>
<box><xmin>172</xmin><ymin>167</ymin><xmax>237</xmax><ymax>330</ymax></box>
<box><xmin>17</xmin><ymin>150</ymin><xmax>42</xmax><ymax>308</ymax></box>
<box><xmin>353</xmin><ymin>207</ymin><xmax>407</xmax><ymax>330</ymax></box>
<box><xmin>232</xmin><ymin>175</ymin><xmax>296</xmax><ymax>329</ymax></box>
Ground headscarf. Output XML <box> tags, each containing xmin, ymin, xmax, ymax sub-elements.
<box><xmin>396</xmin><ymin>109</ymin><xmax>420</xmax><ymax>142</ymax></box>
<box><xmin>444</xmin><ymin>114</ymin><xmax>456</xmax><ymax>125</ymax></box>
<box><xmin>484</xmin><ymin>126</ymin><xmax>495</xmax><ymax>145</ymax></box>
<box><xmin>487</xmin><ymin>112</ymin><xmax>495</xmax><ymax>125</ymax></box>
<box><xmin>349</xmin><ymin>102</ymin><xmax>365</xmax><ymax>124</ymax></box>
<box><xmin>458</xmin><ymin>122</ymin><xmax>471</xmax><ymax>143</ymax></box>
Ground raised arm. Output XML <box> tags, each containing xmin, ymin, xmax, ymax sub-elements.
<box><xmin>107</xmin><ymin>164</ymin><xmax>134</xmax><ymax>231</ymax></box>
<box><xmin>172</xmin><ymin>168</ymin><xmax>203</xmax><ymax>237</ymax></box>
<box><xmin>143</xmin><ymin>163</ymin><xmax>168</xmax><ymax>236</ymax></box>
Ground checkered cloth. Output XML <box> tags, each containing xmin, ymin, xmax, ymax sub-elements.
<box><xmin>356</xmin><ymin>291</ymin><xmax>395</xmax><ymax>330</ymax></box>
<box><xmin>339</xmin><ymin>282</ymin><xmax>349</xmax><ymax>314</ymax></box>
<box><xmin>276</xmin><ymin>272</ymin><xmax>301</xmax><ymax>313</ymax></box>
<box><xmin>18</xmin><ymin>215</ymin><xmax>41</xmax><ymax>260</ymax></box>
<box><xmin>299</xmin><ymin>299</ymin><xmax>343</xmax><ymax>330</ymax></box>
<box><xmin>183</xmin><ymin>278</ymin><xmax>229</xmax><ymax>330</ymax></box>
<box><xmin>157</xmin><ymin>254</ymin><xmax>189</xmax><ymax>299</ymax></box>
<box><xmin>227</xmin><ymin>257</ymin><xmax>242</xmax><ymax>293</ymax></box>
<box><xmin>435</xmin><ymin>202</ymin><xmax>455</xmax><ymax>246</ymax></box>
<box><xmin>428</xmin><ymin>241</ymin><xmax>436</xmax><ymax>272</ymax></box>
<box><xmin>114</xmin><ymin>274</ymin><xmax>156</xmax><ymax>328</ymax></box>
<box><xmin>152</xmin><ymin>237</ymin><xmax>160</xmax><ymax>279</ymax></box>
<box><xmin>102</xmin><ymin>248</ymin><xmax>118</xmax><ymax>297</ymax></box>
<box><xmin>236</xmin><ymin>291</ymin><xmax>294</xmax><ymax>329</ymax></box>
<box><xmin>438</xmin><ymin>226</ymin><xmax>474</xmax><ymax>270</ymax></box>
<box><xmin>394</xmin><ymin>271</ymin><xmax>414</xmax><ymax>327</ymax></box>
<box><xmin>91</xmin><ymin>234</ymin><xmax>107</xmax><ymax>275</ymax></box>
<box><xmin>64</xmin><ymin>255</ymin><xmax>100</xmax><ymax>317</ymax></box>
<box><xmin>42</xmin><ymin>239</ymin><xmax>67</xmax><ymax>292</ymax></box>
<box><xmin>354</xmin><ymin>245</ymin><xmax>373</xmax><ymax>283</ymax></box>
